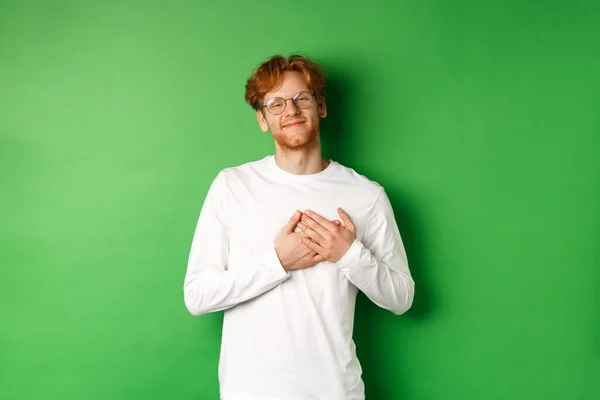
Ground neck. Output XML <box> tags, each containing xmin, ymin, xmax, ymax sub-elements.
<box><xmin>273</xmin><ymin>145</ymin><xmax>329</xmax><ymax>175</ymax></box>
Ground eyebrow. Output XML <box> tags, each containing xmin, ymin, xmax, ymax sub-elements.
<box><xmin>266</xmin><ymin>90</ymin><xmax>311</xmax><ymax>98</ymax></box>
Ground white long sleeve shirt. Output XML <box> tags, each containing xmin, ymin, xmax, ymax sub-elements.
<box><xmin>184</xmin><ymin>155</ymin><xmax>414</xmax><ymax>400</ymax></box>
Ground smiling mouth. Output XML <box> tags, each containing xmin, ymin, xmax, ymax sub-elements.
<box><xmin>283</xmin><ymin>121</ymin><xmax>305</xmax><ymax>128</ymax></box>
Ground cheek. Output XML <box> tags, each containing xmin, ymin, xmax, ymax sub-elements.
<box><xmin>268</xmin><ymin>117</ymin><xmax>282</xmax><ymax>130</ymax></box>
<box><xmin>265</xmin><ymin>113</ymin><xmax>279</xmax><ymax>124</ymax></box>
<box><xmin>309</xmin><ymin>112</ymin><xmax>321</xmax><ymax>126</ymax></box>
<box><xmin>266</xmin><ymin>118</ymin><xmax>284</xmax><ymax>133</ymax></box>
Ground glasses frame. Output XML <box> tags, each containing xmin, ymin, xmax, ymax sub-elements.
<box><xmin>260</xmin><ymin>91</ymin><xmax>317</xmax><ymax>115</ymax></box>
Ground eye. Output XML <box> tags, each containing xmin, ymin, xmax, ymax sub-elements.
<box><xmin>296</xmin><ymin>91</ymin><xmax>314</xmax><ymax>102</ymax></box>
<box><xmin>268</xmin><ymin>102</ymin><xmax>284</xmax><ymax>112</ymax></box>
<box><xmin>267</xmin><ymin>97</ymin><xmax>283</xmax><ymax>105</ymax></box>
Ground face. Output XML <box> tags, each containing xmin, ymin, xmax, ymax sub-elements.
<box><xmin>256</xmin><ymin>71</ymin><xmax>327</xmax><ymax>151</ymax></box>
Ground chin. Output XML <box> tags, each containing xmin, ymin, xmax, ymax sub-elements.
<box><xmin>277</xmin><ymin>135</ymin><xmax>319</xmax><ymax>151</ymax></box>
<box><xmin>272</xmin><ymin>126</ymin><xmax>320</xmax><ymax>150</ymax></box>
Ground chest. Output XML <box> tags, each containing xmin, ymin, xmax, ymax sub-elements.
<box><xmin>227</xmin><ymin>181</ymin><xmax>371</xmax><ymax>252</ymax></box>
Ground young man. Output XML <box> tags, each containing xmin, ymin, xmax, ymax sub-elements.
<box><xmin>183</xmin><ymin>55</ymin><xmax>415</xmax><ymax>400</ymax></box>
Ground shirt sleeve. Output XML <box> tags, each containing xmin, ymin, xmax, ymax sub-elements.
<box><xmin>183</xmin><ymin>171</ymin><xmax>290</xmax><ymax>316</ymax></box>
<box><xmin>333</xmin><ymin>188</ymin><xmax>415</xmax><ymax>315</ymax></box>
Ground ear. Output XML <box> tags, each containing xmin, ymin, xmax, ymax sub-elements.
<box><xmin>256</xmin><ymin>108</ymin><xmax>269</xmax><ymax>132</ymax></box>
<box><xmin>318</xmin><ymin>94</ymin><xmax>327</xmax><ymax>118</ymax></box>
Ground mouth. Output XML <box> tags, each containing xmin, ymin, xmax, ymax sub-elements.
<box><xmin>283</xmin><ymin>120</ymin><xmax>305</xmax><ymax>128</ymax></box>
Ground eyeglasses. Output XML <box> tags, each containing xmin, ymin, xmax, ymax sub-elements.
<box><xmin>261</xmin><ymin>91</ymin><xmax>316</xmax><ymax>115</ymax></box>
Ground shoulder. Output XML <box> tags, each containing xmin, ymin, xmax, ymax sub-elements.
<box><xmin>332</xmin><ymin>161</ymin><xmax>384</xmax><ymax>198</ymax></box>
<box><xmin>205</xmin><ymin>158</ymin><xmax>269</xmax><ymax>223</ymax></box>
<box><xmin>218</xmin><ymin>156</ymin><xmax>270</xmax><ymax>182</ymax></box>
<box><xmin>203</xmin><ymin>157</ymin><xmax>270</xmax><ymax>195</ymax></box>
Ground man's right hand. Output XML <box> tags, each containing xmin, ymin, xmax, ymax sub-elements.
<box><xmin>275</xmin><ymin>210</ymin><xmax>339</xmax><ymax>271</ymax></box>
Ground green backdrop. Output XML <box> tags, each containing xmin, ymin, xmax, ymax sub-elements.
<box><xmin>1</xmin><ymin>1</ymin><xmax>598</xmax><ymax>399</ymax></box>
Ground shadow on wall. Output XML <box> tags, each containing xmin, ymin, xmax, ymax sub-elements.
<box><xmin>321</xmin><ymin>70</ymin><xmax>432</xmax><ymax>399</ymax></box>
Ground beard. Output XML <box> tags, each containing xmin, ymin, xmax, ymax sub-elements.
<box><xmin>271</xmin><ymin>121</ymin><xmax>320</xmax><ymax>152</ymax></box>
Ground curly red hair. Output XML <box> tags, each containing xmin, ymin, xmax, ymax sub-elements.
<box><xmin>244</xmin><ymin>54</ymin><xmax>327</xmax><ymax>111</ymax></box>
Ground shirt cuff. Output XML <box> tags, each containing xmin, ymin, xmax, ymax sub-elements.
<box><xmin>333</xmin><ymin>239</ymin><xmax>363</xmax><ymax>271</ymax></box>
<box><xmin>263</xmin><ymin>245</ymin><xmax>292</xmax><ymax>280</ymax></box>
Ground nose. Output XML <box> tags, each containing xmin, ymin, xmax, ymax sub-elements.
<box><xmin>283</xmin><ymin>98</ymin><xmax>300</xmax><ymax>116</ymax></box>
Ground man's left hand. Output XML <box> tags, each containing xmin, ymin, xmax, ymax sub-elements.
<box><xmin>298</xmin><ymin>208</ymin><xmax>357</xmax><ymax>263</ymax></box>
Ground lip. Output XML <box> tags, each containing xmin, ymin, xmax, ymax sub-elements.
<box><xmin>283</xmin><ymin>120</ymin><xmax>305</xmax><ymax>128</ymax></box>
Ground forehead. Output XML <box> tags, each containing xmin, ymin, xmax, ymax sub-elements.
<box><xmin>264</xmin><ymin>71</ymin><xmax>310</xmax><ymax>99</ymax></box>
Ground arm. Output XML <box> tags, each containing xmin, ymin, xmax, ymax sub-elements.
<box><xmin>334</xmin><ymin>189</ymin><xmax>415</xmax><ymax>315</ymax></box>
<box><xmin>183</xmin><ymin>172</ymin><xmax>290</xmax><ymax>316</ymax></box>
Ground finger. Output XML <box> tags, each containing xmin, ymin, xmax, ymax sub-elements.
<box><xmin>300</xmin><ymin>247</ymin><xmax>316</xmax><ymax>258</ymax></box>
<box><xmin>301</xmin><ymin>214</ymin><xmax>330</xmax><ymax>239</ymax></box>
<box><xmin>298</xmin><ymin>221</ymin><xmax>327</xmax><ymax>245</ymax></box>
<box><xmin>302</xmin><ymin>213</ymin><xmax>335</xmax><ymax>240</ymax></box>
<box><xmin>284</xmin><ymin>210</ymin><xmax>302</xmax><ymax>233</ymax></box>
<box><xmin>302</xmin><ymin>236</ymin><xmax>326</xmax><ymax>256</ymax></box>
<box><xmin>303</xmin><ymin>250</ymin><xmax>319</xmax><ymax>259</ymax></box>
<box><xmin>311</xmin><ymin>254</ymin><xmax>325</xmax><ymax>263</ymax></box>
<box><xmin>304</xmin><ymin>210</ymin><xmax>338</xmax><ymax>233</ymax></box>
<box><xmin>301</xmin><ymin>212</ymin><xmax>340</xmax><ymax>226</ymax></box>
<box><xmin>338</xmin><ymin>208</ymin><xmax>356</xmax><ymax>233</ymax></box>
<box><xmin>300</xmin><ymin>219</ymin><xmax>338</xmax><ymax>235</ymax></box>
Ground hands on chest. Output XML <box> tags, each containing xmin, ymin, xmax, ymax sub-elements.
<box><xmin>274</xmin><ymin>208</ymin><xmax>357</xmax><ymax>271</ymax></box>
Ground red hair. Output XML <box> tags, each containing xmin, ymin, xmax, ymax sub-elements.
<box><xmin>244</xmin><ymin>54</ymin><xmax>327</xmax><ymax>111</ymax></box>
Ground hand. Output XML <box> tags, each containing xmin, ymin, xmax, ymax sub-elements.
<box><xmin>297</xmin><ymin>208</ymin><xmax>357</xmax><ymax>263</ymax></box>
<box><xmin>274</xmin><ymin>210</ymin><xmax>326</xmax><ymax>271</ymax></box>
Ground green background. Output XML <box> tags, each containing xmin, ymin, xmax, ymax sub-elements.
<box><xmin>1</xmin><ymin>1</ymin><xmax>598</xmax><ymax>399</ymax></box>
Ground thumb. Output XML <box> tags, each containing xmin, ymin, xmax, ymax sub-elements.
<box><xmin>338</xmin><ymin>208</ymin><xmax>356</xmax><ymax>233</ymax></box>
<box><xmin>284</xmin><ymin>210</ymin><xmax>302</xmax><ymax>233</ymax></box>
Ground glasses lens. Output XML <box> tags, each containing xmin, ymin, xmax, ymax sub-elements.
<box><xmin>294</xmin><ymin>92</ymin><xmax>313</xmax><ymax>109</ymax></box>
<box><xmin>267</xmin><ymin>98</ymin><xmax>285</xmax><ymax>114</ymax></box>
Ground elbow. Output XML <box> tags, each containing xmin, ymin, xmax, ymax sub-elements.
<box><xmin>183</xmin><ymin>279</ymin><xmax>227</xmax><ymax>316</ymax></box>
<box><xmin>184</xmin><ymin>298</ymin><xmax>204</xmax><ymax>317</ymax></box>
<box><xmin>390</xmin><ymin>278</ymin><xmax>415</xmax><ymax>315</ymax></box>
<box><xmin>185</xmin><ymin>303</ymin><xmax>205</xmax><ymax>317</ymax></box>
<box><xmin>391</xmin><ymin>295</ymin><xmax>413</xmax><ymax>315</ymax></box>
<box><xmin>183</xmin><ymin>288</ymin><xmax>209</xmax><ymax>317</ymax></box>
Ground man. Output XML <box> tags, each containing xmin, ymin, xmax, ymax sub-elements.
<box><xmin>183</xmin><ymin>54</ymin><xmax>415</xmax><ymax>400</ymax></box>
